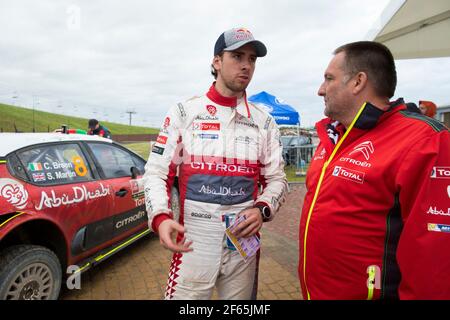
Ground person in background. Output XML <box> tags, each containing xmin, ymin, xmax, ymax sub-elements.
<box><xmin>87</xmin><ymin>119</ymin><xmax>111</xmax><ymax>139</ymax></box>
<box><xmin>419</xmin><ymin>100</ymin><xmax>437</xmax><ymax>118</ymax></box>
<box><xmin>299</xmin><ymin>41</ymin><xmax>450</xmax><ymax>300</ymax></box>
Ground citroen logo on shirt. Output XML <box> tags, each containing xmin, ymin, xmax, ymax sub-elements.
<box><xmin>349</xmin><ymin>141</ymin><xmax>374</xmax><ymax>161</ymax></box>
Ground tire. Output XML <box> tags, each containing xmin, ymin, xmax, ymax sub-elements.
<box><xmin>0</xmin><ymin>245</ymin><xmax>62</xmax><ymax>300</ymax></box>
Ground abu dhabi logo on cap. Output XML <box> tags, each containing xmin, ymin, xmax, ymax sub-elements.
<box><xmin>234</xmin><ymin>28</ymin><xmax>253</xmax><ymax>40</ymax></box>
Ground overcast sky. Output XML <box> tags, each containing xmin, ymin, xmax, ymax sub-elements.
<box><xmin>1</xmin><ymin>0</ymin><xmax>449</xmax><ymax>128</ymax></box>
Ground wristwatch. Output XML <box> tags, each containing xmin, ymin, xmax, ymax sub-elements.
<box><xmin>256</xmin><ymin>205</ymin><xmax>271</xmax><ymax>222</ymax></box>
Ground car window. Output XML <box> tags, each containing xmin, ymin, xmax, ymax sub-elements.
<box><xmin>88</xmin><ymin>143</ymin><xmax>136</xmax><ymax>179</ymax></box>
<box><xmin>131</xmin><ymin>154</ymin><xmax>145</xmax><ymax>175</ymax></box>
<box><xmin>17</xmin><ymin>143</ymin><xmax>93</xmax><ymax>185</ymax></box>
<box><xmin>7</xmin><ymin>153</ymin><xmax>28</xmax><ymax>181</ymax></box>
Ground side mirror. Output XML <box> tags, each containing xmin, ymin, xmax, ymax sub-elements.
<box><xmin>130</xmin><ymin>166</ymin><xmax>141</xmax><ymax>179</ymax></box>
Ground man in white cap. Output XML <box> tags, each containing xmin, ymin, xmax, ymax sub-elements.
<box><xmin>143</xmin><ymin>27</ymin><xmax>288</xmax><ymax>300</ymax></box>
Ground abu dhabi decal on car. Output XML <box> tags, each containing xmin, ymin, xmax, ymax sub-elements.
<box><xmin>0</xmin><ymin>178</ymin><xmax>29</xmax><ymax>209</ymax></box>
<box><xmin>35</xmin><ymin>183</ymin><xmax>111</xmax><ymax>210</ymax></box>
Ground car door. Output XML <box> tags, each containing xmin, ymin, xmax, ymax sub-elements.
<box><xmin>84</xmin><ymin>142</ymin><xmax>148</xmax><ymax>243</ymax></box>
<box><xmin>16</xmin><ymin>142</ymin><xmax>115</xmax><ymax>259</ymax></box>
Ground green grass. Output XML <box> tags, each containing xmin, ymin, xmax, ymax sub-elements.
<box><xmin>124</xmin><ymin>141</ymin><xmax>151</xmax><ymax>159</ymax></box>
<box><xmin>284</xmin><ymin>165</ymin><xmax>306</xmax><ymax>183</ymax></box>
<box><xmin>0</xmin><ymin>103</ymin><xmax>158</xmax><ymax>134</ymax></box>
<box><xmin>125</xmin><ymin>142</ymin><xmax>306</xmax><ymax>183</ymax></box>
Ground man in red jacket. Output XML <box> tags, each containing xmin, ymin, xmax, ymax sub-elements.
<box><xmin>299</xmin><ymin>41</ymin><xmax>450</xmax><ymax>300</ymax></box>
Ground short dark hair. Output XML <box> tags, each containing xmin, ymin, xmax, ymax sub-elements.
<box><xmin>210</xmin><ymin>53</ymin><xmax>224</xmax><ymax>79</ymax></box>
<box><xmin>334</xmin><ymin>41</ymin><xmax>397</xmax><ymax>98</ymax></box>
<box><xmin>88</xmin><ymin>119</ymin><xmax>98</xmax><ymax>128</ymax></box>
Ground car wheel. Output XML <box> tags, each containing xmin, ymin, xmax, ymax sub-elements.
<box><xmin>0</xmin><ymin>245</ymin><xmax>62</xmax><ymax>300</ymax></box>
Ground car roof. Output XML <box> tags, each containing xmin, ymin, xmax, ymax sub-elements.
<box><xmin>0</xmin><ymin>133</ymin><xmax>112</xmax><ymax>157</ymax></box>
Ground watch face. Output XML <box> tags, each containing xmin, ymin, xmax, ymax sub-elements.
<box><xmin>261</xmin><ymin>206</ymin><xmax>270</xmax><ymax>218</ymax></box>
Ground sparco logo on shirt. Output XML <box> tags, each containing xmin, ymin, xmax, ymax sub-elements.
<box><xmin>332</xmin><ymin>166</ymin><xmax>365</xmax><ymax>184</ymax></box>
<box><xmin>191</xmin><ymin>212</ymin><xmax>212</xmax><ymax>219</ymax></box>
<box><xmin>431</xmin><ymin>167</ymin><xmax>450</xmax><ymax>179</ymax></box>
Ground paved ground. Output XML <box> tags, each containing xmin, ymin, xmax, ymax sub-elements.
<box><xmin>60</xmin><ymin>184</ymin><xmax>305</xmax><ymax>300</ymax></box>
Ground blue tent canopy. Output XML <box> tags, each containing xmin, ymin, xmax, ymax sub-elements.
<box><xmin>248</xmin><ymin>91</ymin><xmax>300</xmax><ymax>125</ymax></box>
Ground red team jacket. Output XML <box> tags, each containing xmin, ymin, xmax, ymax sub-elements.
<box><xmin>299</xmin><ymin>99</ymin><xmax>450</xmax><ymax>299</ymax></box>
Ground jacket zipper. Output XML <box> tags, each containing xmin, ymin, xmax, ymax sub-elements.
<box><xmin>302</xmin><ymin>102</ymin><xmax>367</xmax><ymax>299</ymax></box>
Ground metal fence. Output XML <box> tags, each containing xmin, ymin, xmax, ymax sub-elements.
<box><xmin>283</xmin><ymin>144</ymin><xmax>318</xmax><ymax>172</ymax></box>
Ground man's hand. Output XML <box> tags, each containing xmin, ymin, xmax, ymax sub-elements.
<box><xmin>233</xmin><ymin>207</ymin><xmax>263</xmax><ymax>238</ymax></box>
<box><xmin>158</xmin><ymin>219</ymin><xmax>193</xmax><ymax>253</ymax></box>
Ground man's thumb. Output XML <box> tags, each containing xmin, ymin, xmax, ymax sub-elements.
<box><xmin>172</xmin><ymin>222</ymin><xmax>186</xmax><ymax>233</ymax></box>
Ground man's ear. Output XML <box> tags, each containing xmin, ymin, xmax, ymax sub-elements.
<box><xmin>352</xmin><ymin>72</ymin><xmax>368</xmax><ymax>95</ymax></box>
<box><xmin>212</xmin><ymin>55</ymin><xmax>222</xmax><ymax>71</ymax></box>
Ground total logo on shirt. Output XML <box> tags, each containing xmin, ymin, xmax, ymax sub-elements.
<box><xmin>332</xmin><ymin>166</ymin><xmax>365</xmax><ymax>184</ymax></box>
<box><xmin>431</xmin><ymin>167</ymin><xmax>450</xmax><ymax>179</ymax></box>
<box><xmin>192</xmin><ymin>122</ymin><xmax>221</xmax><ymax>131</ymax></box>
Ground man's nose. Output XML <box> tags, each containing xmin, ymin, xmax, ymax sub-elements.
<box><xmin>318</xmin><ymin>83</ymin><xmax>326</xmax><ymax>96</ymax></box>
<box><xmin>241</xmin><ymin>59</ymin><xmax>251</xmax><ymax>70</ymax></box>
